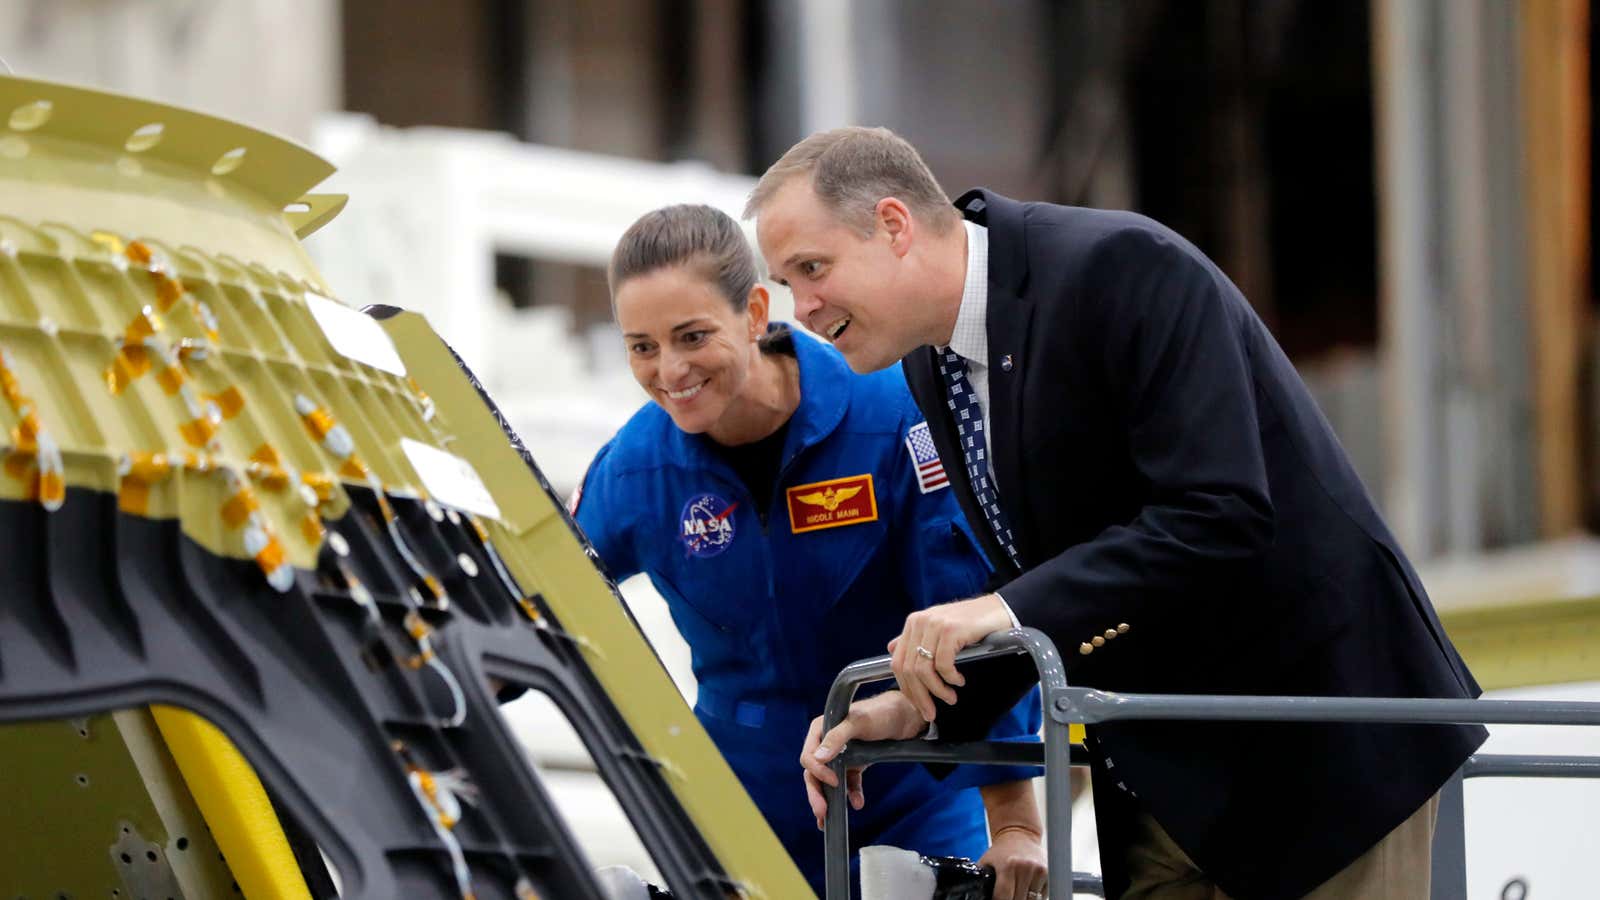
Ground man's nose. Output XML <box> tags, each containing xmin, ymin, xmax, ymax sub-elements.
<box><xmin>792</xmin><ymin>289</ymin><xmax>823</xmax><ymax>329</ymax></box>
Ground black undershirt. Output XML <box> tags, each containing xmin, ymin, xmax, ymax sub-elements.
<box><xmin>716</xmin><ymin>421</ymin><xmax>789</xmax><ymax>526</ymax></box>
<box><xmin>712</xmin><ymin>326</ymin><xmax>797</xmax><ymax>525</ymax></box>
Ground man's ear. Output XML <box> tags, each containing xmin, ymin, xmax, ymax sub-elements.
<box><xmin>876</xmin><ymin>197</ymin><xmax>915</xmax><ymax>258</ymax></box>
<box><xmin>746</xmin><ymin>284</ymin><xmax>771</xmax><ymax>340</ymax></box>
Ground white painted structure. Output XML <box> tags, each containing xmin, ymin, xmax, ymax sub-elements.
<box><xmin>307</xmin><ymin>113</ymin><xmax>790</xmax><ymax>495</ymax></box>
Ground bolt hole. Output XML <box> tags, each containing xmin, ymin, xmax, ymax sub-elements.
<box><xmin>124</xmin><ymin>123</ymin><xmax>164</xmax><ymax>153</ymax></box>
<box><xmin>8</xmin><ymin>99</ymin><xmax>51</xmax><ymax>131</ymax></box>
<box><xmin>174</xmin><ymin>837</ymin><xmax>188</xmax><ymax>851</ymax></box>
<box><xmin>73</xmin><ymin>774</ymin><xmax>89</xmax><ymax>787</ymax></box>
<box><xmin>211</xmin><ymin>146</ymin><xmax>247</xmax><ymax>175</ymax></box>
<box><xmin>145</xmin><ymin>850</ymin><xmax>157</xmax><ymax>862</ymax></box>
<box><xmin>119</xmin><ymin>853</ymin><xmax>132</xmax><ymax>865</ymax></box>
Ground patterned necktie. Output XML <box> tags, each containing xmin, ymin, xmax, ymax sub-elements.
<box><xmin>936</xmin><ymin>347</ymin><xmax>1020</xmax><ymax>569</ymax></box>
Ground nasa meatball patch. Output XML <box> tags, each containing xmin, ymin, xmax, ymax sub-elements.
<box><xmin>680</xmin><ymin>492</ymin><xmax>739</xmax><ymax>558</ymax></box>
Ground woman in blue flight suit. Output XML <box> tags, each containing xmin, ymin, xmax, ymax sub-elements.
<box><xmin>572</xmin><ymin>205</ymin><xmax>1046</xmax><ymax>898</ymax></box>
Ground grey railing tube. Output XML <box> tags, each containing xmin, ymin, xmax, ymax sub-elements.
<box><xmin>821</xmin><ymin>628</ymin><xmax>1074</xmax><ymax>900</ymax></box>
<box><xmin>1052</xmin><ymin>687</ymin><xmax>1600</xmax><ymax>728</ymax></box>
<box><xmin>820</xmin><ymin>624</ymin><xmax>1600</xmax><ymax>900</ymax></box>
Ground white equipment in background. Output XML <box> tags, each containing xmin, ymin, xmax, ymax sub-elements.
<box><xmin>305</xmin><ymin>112</ymin><xmax>788</xmax><ymax>495</ymax></box>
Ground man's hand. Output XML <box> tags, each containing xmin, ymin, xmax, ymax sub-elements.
<box><xmin>979</xmin><ymin>825</ymin><xmax>1048</xmax><ymax>900</ymax></box>
<box><xmin>888</xmin><ymin>594</ymin><xmax>1015</xmax><ymax>722</ymax></box>
<box><xmin>799</xmin><ymin>691</ymin><xmax>925</xmax><ymax>830</ymax></box>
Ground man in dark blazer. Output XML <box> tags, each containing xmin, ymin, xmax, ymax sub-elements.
<box><xmin>750</xmin><ymin>126</ymin><xmax>1486</xmax><ymax>899</ymax></box>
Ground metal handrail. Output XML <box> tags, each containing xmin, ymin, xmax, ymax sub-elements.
<box><xmin>822</xmin><ymin>630</ymin><xmax>1075</xmax><ymax>900</ymax></box>
<box><xmin>820</xmin><ymin>627</ymin><xmax>1600</xmax><ymax>900</ymax></box>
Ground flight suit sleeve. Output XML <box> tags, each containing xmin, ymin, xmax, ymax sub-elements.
<box><xmin>571</xmin><ymin>442</ymin><xmax>641</xmax><ymax>583</ymax></box>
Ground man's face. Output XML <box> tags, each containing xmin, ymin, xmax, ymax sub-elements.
<box><xmin>756</xmin><ymin>179</ymin><xmax>923</xmax><ymax>373</ymax></box>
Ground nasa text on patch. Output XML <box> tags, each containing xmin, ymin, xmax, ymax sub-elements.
<box><xmin>785</xmin><ymin>474</ymin><xmax>878</xmax><ymax>534</ymax></box>
<box><xmin>680</xmin><ymin>492</ymin><xmax>739</xmax><ymax>558</ymax></box>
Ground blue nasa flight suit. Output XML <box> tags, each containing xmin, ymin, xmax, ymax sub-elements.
<box><xmin>575</xmin><ymin>330</ymin><xmax>1041</xmax><ymax>894</ymax></box>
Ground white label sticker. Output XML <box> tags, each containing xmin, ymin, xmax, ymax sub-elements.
<box><xmin>304</xmin><ymin>291</ymin><xmax>408</xmax><ymax>377</ymax></box>
<box><xmin>401</xmin><ymin>438</ymin><xmax>502</xmax><ymax>521</ymax></box>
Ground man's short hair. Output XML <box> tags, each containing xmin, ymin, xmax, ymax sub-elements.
<box><xmin>744</xmin><ymin>126</ymin><xmax>959</xmax><ymax>236</ymax></box>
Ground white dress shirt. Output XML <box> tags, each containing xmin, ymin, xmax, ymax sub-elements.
<box><xmin>942</xmin><ymin>220</ymin><xmax>1021</xmax><ymax>629</ymax></box>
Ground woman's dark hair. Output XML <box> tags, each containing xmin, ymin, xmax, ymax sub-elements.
<box><xmin>608</xmin><ymin>204</ymin><xmax>759</xmax><ymax>311</ymax></box>
<box><xmin>609</xmin><ymin>204</ymin><xmax>792</xmax><ymax>354</ymax></box>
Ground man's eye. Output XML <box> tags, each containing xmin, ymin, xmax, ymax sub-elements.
<box><xmin>629</xmin><ymin>342</ymin><xmax>655</xmax><ymax>355</ymax></box>
<box><xmin>682</xmin><ymin>331</ymin><xmax>708</xmax><ymax>345</ymax></box>
<box><xmin>801</xmin><ymin>261</ymin><xmax>823</xmax><ymax>277</ymax></box>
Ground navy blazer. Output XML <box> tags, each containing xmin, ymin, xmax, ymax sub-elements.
<box><xmin>905</xmin><ymin>189</ymin><xmax>1486</xmax><ymax>900</ymax></box>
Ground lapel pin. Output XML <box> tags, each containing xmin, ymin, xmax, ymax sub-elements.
<box><xmin>1000</xmin><ymin>354</ymin><xmax>1014</xmax><ymax>373</ymax></box>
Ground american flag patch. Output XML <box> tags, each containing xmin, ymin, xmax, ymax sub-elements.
<box><xmin>905</xmin><ymin>422</ymin><xmax>948</xmax><ymax>494</ymax></box>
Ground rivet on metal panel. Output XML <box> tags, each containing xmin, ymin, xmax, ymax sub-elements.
<box><xmin>110</xmin><ymin>821</ymin><xmax>184</xmax><ymax>899</ymax></box>
<box><xmin>8</xmin><ymin>99</ymin><xmax>51</xmax><ymax>131</ymax></box>
<box><xmin>124</xmin><ymin>122</ymin><xmax>164</xmax><ymax>153</ymax></box>
<box><xmin>210</xmin><ymin>147</ymin><xmax>247</xmax><ymax>176</ymax></box>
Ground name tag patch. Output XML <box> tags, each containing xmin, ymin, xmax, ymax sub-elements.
<box><xmin>786</xmin><ymin>474</ymin><xmax>878</xmax><ymax>534</ymax></box>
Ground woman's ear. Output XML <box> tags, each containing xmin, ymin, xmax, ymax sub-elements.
<box><xmin>746</xmin><ymin>284</ymin><xmax>771</xmax><ymax>341</ymax></box>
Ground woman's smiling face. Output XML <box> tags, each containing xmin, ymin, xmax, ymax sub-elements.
<box><xmin>614</xmin><ymin>263</ymin><xmax>762</xmax><ymax>435</ymax></box>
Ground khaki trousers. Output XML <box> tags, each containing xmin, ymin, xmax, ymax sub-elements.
<box><xmin>1120</xmin><ymin>792</ymin><xmax>1441</xmax><ymax>900</ymax></box>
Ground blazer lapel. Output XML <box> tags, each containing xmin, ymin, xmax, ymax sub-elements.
<box><xmin>986</xmin><ymin>286</ymin><xmax>1033</xmax><ymax>565</ymax></box>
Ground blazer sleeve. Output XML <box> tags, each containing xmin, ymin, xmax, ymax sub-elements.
<box><xmin>999</xmin><ymin>225</ymin><xmax>1275</xmax><ymax>665</ymax></box>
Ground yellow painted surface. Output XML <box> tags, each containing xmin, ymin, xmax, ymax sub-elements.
<box><xmin>151</xmin><ymin>707</ymin><xmax>312</xmax><ymax>900</ymax></box>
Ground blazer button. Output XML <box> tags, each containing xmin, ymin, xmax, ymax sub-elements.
<box><xmin>1091</xmin><ymin>636</ymin><xmax>1105</xmax><ymax>647</ymax></box>
<box><xmin>1105</xmin><ymin>629</ymin><xmax>1118</xmax><ymax>640</ymax></box>
<box><xmin>1079</xmin><ymin>643</ymin><xmax>1094</xmax><ymax>655</ymax></box>
<box><xmin>1117</xmin><ymin>623</ymin><xmax>1131</xmax><ymax>634</ymax></box>
<box><xmin>1000</xmin><ymin>354</ymin><xmax>1014</xmax><ymax>372</ymax></box>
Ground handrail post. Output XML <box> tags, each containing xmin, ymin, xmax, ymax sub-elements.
<box><xmin>1429</xmin><ymin>771</ymin><xmax>1468</xmax><ymax>900</ymax></box>
<box><xmin>820</xmin><ymin>627</ymin><xmax>1076</xmax><ymax>900</ymax></box>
